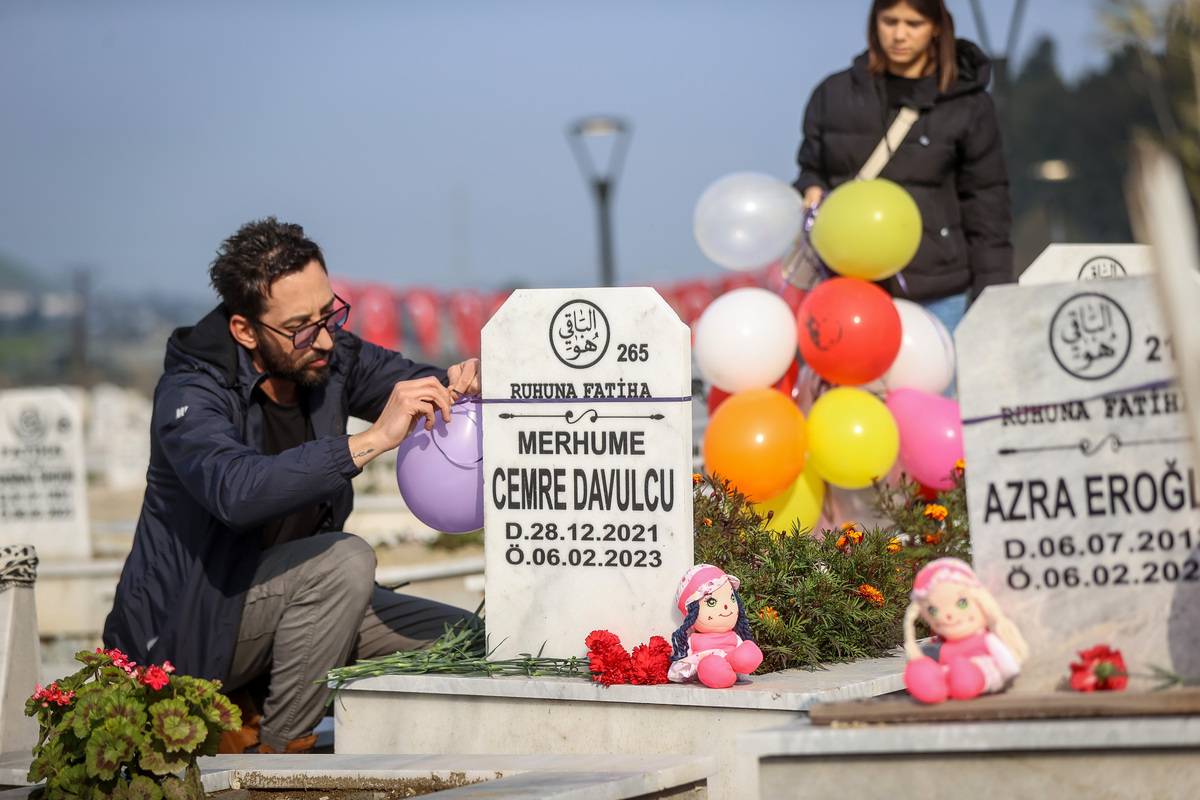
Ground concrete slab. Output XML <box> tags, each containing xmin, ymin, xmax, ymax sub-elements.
<box><xmin>739</xmin><ymin>715</ymin><xmax>1200</xmax><ymax>800</ymax></box>
<box><xmin>1</xmin><ymin>753</ymin><xmax>714</xmax><ymax>799</ymax></box>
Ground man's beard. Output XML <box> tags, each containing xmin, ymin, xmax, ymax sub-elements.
<box><xmin>257</xmin><ymin>333</ymin><xmax>332</xmax><ymax>388</ymax></box>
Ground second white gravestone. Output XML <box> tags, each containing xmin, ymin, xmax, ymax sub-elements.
<box><xmin>958</xmin><ymin>277</ymin><xmax>1199</xmax><ymax>690</ymax></box>
<box><xmin>482</xmin><ymin>288</ymin><xmax>694</xmax><ymax>659</ymax></box>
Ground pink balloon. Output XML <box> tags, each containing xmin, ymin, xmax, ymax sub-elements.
<box><xmin>886</xmin><ymin>388</ymin><xmax>964</xmax><ymax>491</ymax></box>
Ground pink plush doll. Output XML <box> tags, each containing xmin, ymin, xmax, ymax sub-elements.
<box><xmin>668</xmin><ymin>564</ymin><xmax>763</xmax><ymax>688</ymax></box>
<box><xmin>904</xmin><ymin>557</ymin><xmax>1029</xmax><ymax>703</ymax></box>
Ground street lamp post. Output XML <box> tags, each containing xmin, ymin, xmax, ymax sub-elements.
<box><xmin>567</xmin><ymin>116</ymin><xmax>632</xmax><ymax>287</ymax></box>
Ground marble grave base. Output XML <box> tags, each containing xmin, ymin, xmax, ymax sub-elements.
<box><xmin>333</xmin><ymin>653</ymin><xmax>905</xmax><ymax>800</ymax></box>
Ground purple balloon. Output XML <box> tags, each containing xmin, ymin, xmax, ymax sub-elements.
<box><xmin>395</xmin><ymin>399</ymin><xmax>484</xmax><ymax>533</ymax></box>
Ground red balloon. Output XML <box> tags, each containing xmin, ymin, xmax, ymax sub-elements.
<box><xmin>707</xmin><ymin>359</ymin><xmax>800</xmax><ymax>416</ymax></box>
<box><xmin>796</xmin><ymin>278</ymin><xmax>901</xmax><ymax>385</ymax></box>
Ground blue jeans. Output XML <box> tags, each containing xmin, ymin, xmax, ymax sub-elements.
<box><xmin>919</xmin><ymin>291</ymin><xmax>969</xmax><ymax>335</ymax></box>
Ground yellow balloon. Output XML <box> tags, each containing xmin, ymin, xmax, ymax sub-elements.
<box><xmin>807</xmin><ymin>387</ymin><xmax>899</xmax><ymax>489</ymax></box>
<box><xmin>755</xmin><ymin>462</ymin><xmax>826</xmax><ymax>534</ymax></box>
<box><xmin>811</xmin><ymin>179</ymin><xmax>922</xmax><ymax>281</ymax></box>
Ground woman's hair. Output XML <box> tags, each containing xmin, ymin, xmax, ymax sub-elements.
<box><xmin>867</xmin><ymin>0</ymin><xmax>958</xmax><ymax>94</ymax></box>
<box><xmin>902</xmin><ymin>581</ymin><xmax>1029</xmax><ymax>664</ymax></box>
<box><xmin>670</xmin><ymin>590</ymin><xmax>756</xmax><ymax>662</ymax></box>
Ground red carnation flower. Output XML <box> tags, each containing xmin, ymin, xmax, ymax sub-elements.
<box><xmin>1069</xmin><ymin>645</ymin><xmax>1128</xmax><ymax>692</ymax></box>
<box><xmin>585</xmin><ymin>629</ymin><xmax>633</xmax><ymax>686</ymax></box>
<box><xmin>628</xmin><ymin>636</ymin><xmax>671</xmax><ymax>685</ymax></box>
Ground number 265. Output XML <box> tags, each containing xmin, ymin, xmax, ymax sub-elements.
<box><xmin>617</xmin><ymin>343</ymin><xmax>649</xmax><ymax>362</ymax></box>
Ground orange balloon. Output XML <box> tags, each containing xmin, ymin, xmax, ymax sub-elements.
<box><xmin>703</xmin><ymin>388</ymin><xmax>807</xmax><ymax>501</ymax></box>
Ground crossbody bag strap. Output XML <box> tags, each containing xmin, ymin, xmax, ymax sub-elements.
<box><xmin>857</xmin><ymin>106</ymin><xmax>920</xmax><ymax>181</ymax></box>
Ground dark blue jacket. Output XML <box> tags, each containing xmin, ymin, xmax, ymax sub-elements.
<box><xmin>102</xmin><ymin>305</ymin><xmax>444</xmax><ymax>681</ymax></box>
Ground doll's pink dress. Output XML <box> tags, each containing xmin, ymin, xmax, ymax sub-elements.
<box><xmin>668</xmin><ymin>630</ymin><xmax>759</xmax><ymax>683</ymax></box>
<box><xmin>907</xmin><ymin>630</ymin><xmax>1020</xmax><ymax>702</ymax></box>
<box><xmin>939</xmin><ymin>631</ymin><xmax>1020</xmax><ymax>690</ymax></box>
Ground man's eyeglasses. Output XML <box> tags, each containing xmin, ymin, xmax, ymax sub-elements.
<box><xmin>255</xmin><ymin>295</ymin><xmax>352</xmax><ymax>350</ymax></box>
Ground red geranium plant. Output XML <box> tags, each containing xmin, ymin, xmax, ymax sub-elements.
<box><xmin>585</xmin><ymin>630</ymin><xmax>671</xmax><ymax>686</ymax></box>
<box><xmin>1069</xmin><ymin>645</ymin><xmax>1129</xmax><ymax>692</ymax></box>
<box><xmin>25</xmin><ymin>648</ymin><xmax>241</xmax><ymax>798</ymax></box>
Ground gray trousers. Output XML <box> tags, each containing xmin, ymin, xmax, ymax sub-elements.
<box><xmin>226</xmin><ymin>532</ymin><xmax>475</xmax><ymax>750</ymax></box>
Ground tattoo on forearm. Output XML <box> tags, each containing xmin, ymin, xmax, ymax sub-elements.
<box><xmin>353</xmin><ymin>448</ymin><xmax>375</xmax><ymax>459</ymax></box>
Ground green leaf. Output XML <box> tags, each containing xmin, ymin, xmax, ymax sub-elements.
<box><xmin>74</xmin><ymin>650</ymin><xmax>111</xmax><ymax>670</ymax></box>
<box><xmin>160</xmin><ymin>776</ymin><xmax>191</xmax><ymax>800</ymax></box>
<box><xmin>100</xmin><ymin>690</ymin><xmax>149</xmax><ymax>732</ymax></box>
<box><xmin>148</xmin><ymin>698</ymin><xmax>207</xmax><ymax>752</ymax></box>
<box><xmin>46</xmin><ymin>762</ymin><xmax>89</xmax><ymax>797</ymax></box>
<box><xmin>84</xmin><ymin>718</ymin><xmax>139</xmax><ymax>780</ymax></box>
<box><xmin>128</xmin><ymin>774</ymin><xmax>165</xmax><ymax>800</ymax></box>
<box><xmin>201</xmin><ymin>691</ymin><xmax>242</xmax><ymax>732</ymax></box>
<box><xmin>138</xmin><ymin>739</ymin><xmax>190</xmax><ymax>776</ymax></box>
<box><xmin>70</xmin><ymin>686</ymin><xmax>108</xmax><ymax>739</ymax></box>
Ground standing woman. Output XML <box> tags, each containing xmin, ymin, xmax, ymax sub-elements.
<box><xmin>794</xmin><ymin>0</ymin><xmax>1012</xmax><ymax>332</ymax></box>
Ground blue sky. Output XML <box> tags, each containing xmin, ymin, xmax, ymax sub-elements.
<box><xmin>0</xmin><ymin>1</ymin><xmax>1129</xmax><ymax>300</ymax></box>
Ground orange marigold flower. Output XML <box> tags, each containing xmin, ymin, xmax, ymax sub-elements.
<box><xmin>857</xmin><ymin>584</ymin><xmax>885</xmax><ymax>607</ymax></box>
<box><xmin>835</xmin><ymin>534</ymin><xmax>849</xmax><ymax>551</ymax></box>
<box><xmin>702</xmin><ymin>518</ymin><xmax>713</xmax><ymax>527</ymax></box>
<box><xmin>840</xmin><ymin>521</ymin><xmax>857</xmax><ymax>532</ymax></box>
<box><xmin>758</xmin><ymin>606</ymin><xmax>780</xmax><ymax>623</ymax></box>
<box><xmin>847</xmin><ymin>529</ymin><xmax>864</xmax><ymax>544</ymax></box>
<box><xmin>923</xmin><ymin>504</ymin><xmax>948</xmax><ymax>522</ymax></box>
<box><xmin>886</xmin><ymin>537</ymin><xmax>902</xmax><ymax>553</ymax></box>
<box><xmin>924</xmin><ymin>532</ymin><xmax>943</xmax><ymax>545</ymax></box>
<box><xmin>692</xmin><ymin>473</ymin><xmax>703</xmax><ymax>485</ymax></box>
<box><xmin>954</xmin><ymin>458</ymin><xmax>966</xmax><ymax>473</ymax></box>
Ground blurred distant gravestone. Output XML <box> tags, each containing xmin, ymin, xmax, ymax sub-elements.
<box><xmin>1019</xmin><ymin>244</ymin><xmax>1154</xmax><ymax>286</ymax></box>
<box><xmin>86</xmin><ymin>384</ymin><xmax>151</xmax><ymax>491</ymax></box>
<box><xmin>0</xmin><ymin>388</ymin><xmax>90</xmax><ymax>559</ymax></box>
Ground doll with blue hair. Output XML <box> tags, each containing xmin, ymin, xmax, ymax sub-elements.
<box><xmin>668</xmin><ymin>564</ymin><xmax>763</xmax><ymax>688</ymax></box>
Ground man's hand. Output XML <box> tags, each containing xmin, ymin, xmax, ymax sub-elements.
<box><xmin>348</xmin><ymin>377</ymin><xmax>454</xmax><ymax>468</ymax></box>
<box><xmin>447</xmin><ymin>358</ymin><xmax>482</xmax><ymax>398</ymax></box>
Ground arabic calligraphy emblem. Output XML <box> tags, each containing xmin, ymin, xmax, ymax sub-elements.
<box><xmin>549</xmin><ymin>299</ymin><xmax>610</xmax><ymax>369</ymax></box>
<box><xmin>1077</xmin><ymin>256</ymin><xmax>1128</xmax><ymax>281</ymax></box>
<box><xmin>1048</xmin><ymin>292</ymin><xmax>1132</xmax><ymax>381</ymax></box>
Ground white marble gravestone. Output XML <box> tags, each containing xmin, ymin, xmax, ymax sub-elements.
<box><xmin>0</xmin><ymin>545</ymin><xmax>40</xmax><ymax>755</ymax></box>
<box><xmin>482</xmin><ymin>288</ymin><xmax>694</xmax><ymax>659</ymax></box>
<box><xmin>1019</xmin><ymin>243</ymin><xmax>1154</xmax><ymax>286</ymax></box>
<box><xmin>958</xmin><ymin>278</ymin><xmax>1198</xmax><ymax>690</ymax></box>
<box><xmin>0</xmin><ymin>389</ymin><xmax>90</xmax><ymax>560</ymax></box>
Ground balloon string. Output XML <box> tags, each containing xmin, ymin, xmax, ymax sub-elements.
<box><xmin>430</xmin><ymin>400</ymin><xmax>484</xmax><ymax>468</ymax></box>
<box><xmin>959</xmin><ymin>378</ymin><xmax>1178</xmax><ymax>426</ymax></box>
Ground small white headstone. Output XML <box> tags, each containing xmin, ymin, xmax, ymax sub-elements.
<box><xmin>958</xmin><ymin>278</ymin><xmax>1199</xmax><ymax>690</ymax></box>
<box><xmin>1019</xmin><ymin>244</ymin><xmax>1154</xmax><ymax>286</ymax></box>
<box><xmin>482</xmin><ymin>288</ymin><xmax>694</xmax><ymax>659</ymax></box>
<box><xmin>0</xmin><ymin>388</ymin><xmax>91</xmax><ymax>559</ymax></box>
<box><xmin>86</xmin><ymin>384</ymin><xmax>152</xmax><ymax>490</ymax></box>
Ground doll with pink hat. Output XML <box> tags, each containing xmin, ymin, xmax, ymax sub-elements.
<box><xmin>903</xmin><ymin>557</ymin><xmax>1028</xmax><ymax>703</ymax></box>
<box><xmin>668</xmin><ymin>564</ymin><xmax>763</xmax><ymax>688</ymax></box>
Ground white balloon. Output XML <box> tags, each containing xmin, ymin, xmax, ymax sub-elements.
<box><xmin>694</xmin><ymin>288</ymin><xmax>798</xmax><ymax>393</ymax></box>
<box><xmin>693</xmin><ymin>172</ymin><xmax>805</xmax><ymax>271</ymax></box>
<box><xmin>881</xmin><ymin>299</ymin><xmax>957</xmax><ymax>395</ymax></box>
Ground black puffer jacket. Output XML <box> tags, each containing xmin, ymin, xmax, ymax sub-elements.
<box><xmin>794</xmin><ymin>39</ymin><xmax>1012</xmax><ymax>302</ymax></box>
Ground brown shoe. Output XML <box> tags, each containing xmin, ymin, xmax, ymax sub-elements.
<box><xmin>256</xmin><ymin>733</ymin><xmax>318</xmax><ymax>754</ymax></box>
<box><xmin>217</xmin><ymin>689</ymin><xmax>262</xmax><ymax>754</ymax></box>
